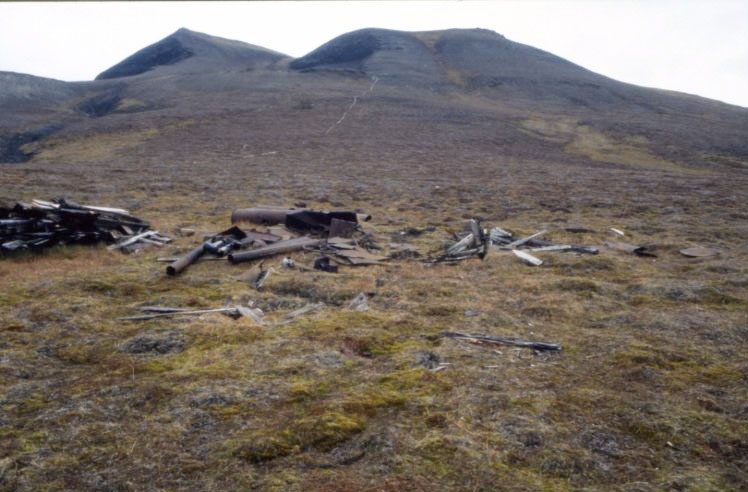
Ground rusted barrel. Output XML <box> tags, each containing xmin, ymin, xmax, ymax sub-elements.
<box><xmin>230</xmin><ymin>208</ymin><xmax>292</xmax><ymax>225</ymax></box>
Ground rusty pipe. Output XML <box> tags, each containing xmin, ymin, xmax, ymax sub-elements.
<box><xmin>166</xmin><ymin>243</ymin><xmax>206</xmax><ymax>276</ymax></box>
<box><xmin>230</xmin><ymin>208</ymin><xmax>293</xmax><ymax>225</ymax></box>
<box><xmin>228</xmin><ymin>236</ymin><xmax>322</xmax><ymax>264</ymax></box>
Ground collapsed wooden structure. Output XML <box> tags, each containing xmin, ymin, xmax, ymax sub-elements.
<box><xmin>0</xmin><ymin>198</ymin><xmax>165</xmax><ymax>254</ymax></box>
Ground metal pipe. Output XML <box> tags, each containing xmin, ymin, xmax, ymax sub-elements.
<box><xmin>228</xmin><ymin>236</ymin><xmax>322</xmax><ymax>264</ymax></box>
<box><xmin>230</xmin><ymin>208</ymin><xmax>293</xmax><ymax>225</ymax></box>
<box><xmin>166</xmin><ymin>243</ymin><xmax>206</xmax><ymax>275</ymax></box>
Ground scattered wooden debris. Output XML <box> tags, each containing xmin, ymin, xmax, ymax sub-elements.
<box><xmin>108</xmin><ymin>230</ymin><xmax>171</xmax><ymax>253</ymax></box>
<box><xmin>433</xmin><ymin>219</ymin><xmax>488</xmax><ymax>262</ymax></box>
<box><xmin>487</xmin><ymin>224</ymin><xmax>598</xmax><ymax>266</ymax></box>
<box><xmin>161</xmin><ymin>205</ymin><xmax>662</xmax><ymax>282</ymax></box>
<box><xmin>440</xmin><ymin>331</ymin><xmax>561</xmax><ymax>351</ymax></box>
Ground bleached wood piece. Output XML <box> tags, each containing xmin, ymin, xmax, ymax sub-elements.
<box><xmin>500</xmin><ymin>230</ymin><xmax>548</xmax><ymax>250</ymax></box>
<box><xmin>512</xmin><ymin>249</ymin><xmax>543</xmax><ymax>266</ymax></box>
<box><xmin>447</xmin><ymin>233</ymin><xmax>475</xmax><ymax>255</ymax></box>
<box><xmin>107</xmin><ymin>230</ymin><xmax>158</xmax><ymax>250</ymax></box>
<box><xmin>526</xmin><ymin>245</ymin><xmax>573</xmax><ymax>253</ymax></box>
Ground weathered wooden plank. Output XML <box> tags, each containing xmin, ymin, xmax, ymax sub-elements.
<box><xmin>512</xmin><ymin>249</ymin><xmax>543</xmax><ymax>266</ymax></box>
<box><xmin>500</xmin><ymin>230</ymin><xmax>548</xmax><ymax>250</ymax></box>
<box><xmin>440</xmin><ymin>331</ymin><xmax>561</xmax><ymax>351</ymax></box>
<box><xmin>447</xmin><ymin>233</ymin><xmax>475</xmax><ymax>255</ymax></box>
<box><xmin>526</xmin><ymin>245</ymin><xmax>573</xmax><ymax>253</ymax></box>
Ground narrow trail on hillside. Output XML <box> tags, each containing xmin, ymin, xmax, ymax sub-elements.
<box><xmin>324</xmin><ymin>76</ymin><xmax>379</xmax><ymax>135</ymax></box>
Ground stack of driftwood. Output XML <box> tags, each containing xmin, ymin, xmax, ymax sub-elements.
<box><xmin>0</xmin><ymin>198</ymin><xmax>164</xmax><ymax>254</ymax></box>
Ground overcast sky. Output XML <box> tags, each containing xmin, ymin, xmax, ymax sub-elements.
<box><xmin>1</xmin><ymin>1</ymin><xmax>747</xmax><ymax>108</ymax></box>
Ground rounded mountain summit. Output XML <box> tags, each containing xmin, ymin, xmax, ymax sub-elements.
<box><xmin>95</xmin><ymin>28</ymin><xmax>288</xmax><ymax>80</ymax></box>
<box><xmin>289</xmin><ymin>27</ymin><xmax>605</xmax><ymax>89</ymax></box>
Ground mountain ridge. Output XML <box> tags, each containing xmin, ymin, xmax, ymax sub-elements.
<box><xmin>1</xmin><ymin>27</ymin><xmax>746</xmax><ymax>169</ymax></box>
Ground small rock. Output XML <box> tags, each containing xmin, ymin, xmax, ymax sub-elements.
<box><xmin>120</xmin><ymin>330</ymin><xmax>187</xmax><ymax>354</ymax></box>
<box><xmin>348</xmin><ymin>292</ymin><xmax>369</xmax><ymax>312</ymax></box>
<box><xmin>415</xmin><ymin>351</ymin><xmax>441</xmax><ymax>369</ymax></box>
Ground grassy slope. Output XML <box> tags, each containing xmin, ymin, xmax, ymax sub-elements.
<box><xmin>2</xmin><ymin>82</ymin><xmax>748</xmax><ymax>491</ymax></box>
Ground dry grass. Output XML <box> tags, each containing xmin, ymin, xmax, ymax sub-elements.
<box><xmin>2</xmin><ymin>81</ymin><xmax>748</xmax><ymax>491</ymax></box>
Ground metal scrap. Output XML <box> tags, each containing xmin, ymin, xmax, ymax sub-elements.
<box><xmin>165</xmin><ymin>204</ymin><xmax>381</xmax><ymax>276</ymax></box>
<box><xmin>167</xmin><ymin>226</ymin><xmax>249</xmax><ymax>275</ymax></box>
<box><xmin>313</xmin><ymin>256</ymin><xmax>338</xmax><ymax>273</ymax></box>
<box><xmin>231</xmin><ymin>206</ymin><xmax>370</xmax><ymax>235</ymax></box>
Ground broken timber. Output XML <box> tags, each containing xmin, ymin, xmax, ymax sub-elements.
<box><xmin>119</xmin><ymin>306</ymin><xmax>264</xmax><ymax>322</ymax></box>
<box><xmin>440</xmin><ymin>331</ymin><xmax>561</xmax><ymax>351</ymax></box>
<box><xmin>498</xmin><ymin>230</ymin><xmax>548</xmax><ymax>250</ymax></box>
<box><xmin>1</xmin><ymin>197</ymin><xmax>155</xmax><ymax>254</ymax></box>
<box><xmin>487</xmin><ymin>226</ymin><xmax>598</xmax><ymax>265</ymax></box>
<box><xmin>434</xmin><ymin>219</ymin><xmax>488</xmax><ymax>262</ymax></box>
<box><xmin>512</xmin><ymin>249</ymin><xmax>543</xmax><ymax>266</ymax></box>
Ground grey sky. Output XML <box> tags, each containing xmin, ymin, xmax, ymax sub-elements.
<box><xmin>2</xmin><ymin>1</ymin><xmax>747</xmax><ymax>108</ymax></box>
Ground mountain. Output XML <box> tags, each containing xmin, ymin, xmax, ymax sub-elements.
<box><xmin>95</xmin><ymin>28</ymin><xmax>288</xmax><ymax>80</ymax></box>
<box><xmin>0</xmin><ymin>27</ymin><xmax>746</xmax><ymax>169</ymax></box>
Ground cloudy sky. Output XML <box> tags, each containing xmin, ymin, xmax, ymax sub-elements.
<box><xmin>2</xmin><ymin>1</ymin><xmax>747</xmax><ymax>108</ymax></box>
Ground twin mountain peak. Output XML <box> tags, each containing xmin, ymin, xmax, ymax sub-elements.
<box><xmin>95</xmin><ymin>27</ymin><xmax>599</xmax><ymax>87</ymax></box>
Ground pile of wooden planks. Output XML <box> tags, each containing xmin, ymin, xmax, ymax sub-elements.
<box><xmin>1</xmin><ymin>198</ymin><xmax>161</xmax><ymax>254</ymax></box>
